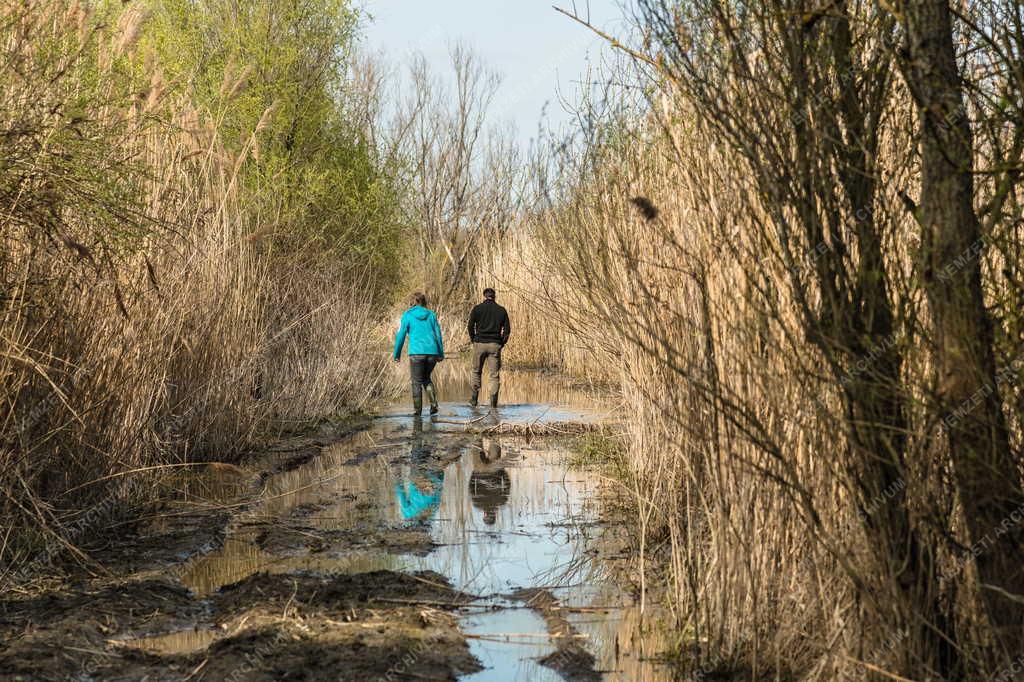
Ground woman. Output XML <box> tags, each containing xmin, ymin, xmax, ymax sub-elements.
<box><xmin>392</xmin><ymin>292</ymin><xmax>445</xmax><ymax>415</ymax></box>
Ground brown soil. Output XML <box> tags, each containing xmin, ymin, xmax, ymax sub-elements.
<box><xmin>245</xmin><ymin>492</ymin><xmax>437</xmax><ymax>558</ymax></box>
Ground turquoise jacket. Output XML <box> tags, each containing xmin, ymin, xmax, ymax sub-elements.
<box><xmin>393</xmin><ymin>306</ymin><xmax>445</xmax><ymax>359</ymax></box>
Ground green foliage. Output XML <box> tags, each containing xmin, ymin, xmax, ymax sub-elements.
<box><xmin>0</xmin><ymin>2</ymin><xmax>161</xmax><ymax>270</ymax></box>
<box><xmin>143</xmin><ymin>0</ymin><xmax>404</xmax><ymax>287</ymax></box>
<box><xmin>1</xmin><ymin>0</ymin><xmax>407</xmax><ymax>572</ymax></box>
<box><xmin>571</xmin><ymin>432</ymin><xmax>628</xmax><ymax>472</ymax></box>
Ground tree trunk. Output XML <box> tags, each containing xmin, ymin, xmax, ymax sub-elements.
<box><xmin>899</xmin><ymin>0</ymin><xmax>1024</xmax><ymax>653</ymax></box>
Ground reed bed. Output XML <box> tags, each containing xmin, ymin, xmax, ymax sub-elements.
<box><xmin>498</xmin><ymin>93</ymin><xmax>1024</xmax><ymax>676</ymax></box>
<box><xmin>0</xmin><ymin>1</ymin><xmax>396</xmax><ymax>580</ymax></box>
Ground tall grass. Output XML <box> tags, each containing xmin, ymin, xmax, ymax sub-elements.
<box><xmin>0</xmin><ymin>1</ymin><xmax>395</xmax><ymax>579</ymax></box>
<box><xmin>500</xmin><ymin>89</ymin><xmax>1023</xmax><ymax>675</ymax></box>
<box><xmin>470</xmin><ymin>225</ymin><xmax>617</xmax><ymax>379</ymax></box>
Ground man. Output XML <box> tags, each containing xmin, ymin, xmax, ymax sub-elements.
<box><xmin>467</xmin><ymin>287</ymin><xmax>510</xmax><ymax>409</ymax></box>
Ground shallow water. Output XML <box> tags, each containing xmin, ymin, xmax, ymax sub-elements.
<box><xmin>146</xmin><ymin>370</ymin><xmax>672</xmax><ymax>680</ymax></box>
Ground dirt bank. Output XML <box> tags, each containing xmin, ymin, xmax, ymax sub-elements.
<box><xmin>0</xmin><ymin>570</ymin><xmax>479</xmax><ymax>681</ymax></box>
<box><xmin>0</xmin><ymin>420</ymin><xmax>483</xmax><ymax>682</ymax></box>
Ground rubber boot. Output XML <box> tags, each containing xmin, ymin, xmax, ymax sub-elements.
<box><xmin>469</xmin><ymin>389</ymin><xmax>479</xmax><ymax>408</ymax></box>
<box><xmin>489</xmin><ymin>391</ymin><xmax>499</xmax><ymax>410</ymax></box>
<box><xmin>424</xmin><ymin>384</ymin><xmax>439</xmax><ymax>415</ymax></box>
<box><xmin>412</xmin><ymin>386</ymin><xmax>423</xmax><ymax>415</ymax></box>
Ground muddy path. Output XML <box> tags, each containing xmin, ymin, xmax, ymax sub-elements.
<box><xmin>1</xmin><ymin>371</ymin><xmax>675</xmax><ymax>681</ymax></box>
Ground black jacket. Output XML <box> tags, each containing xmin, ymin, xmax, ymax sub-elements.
<box><xmin>468</xmin><ymin>299</ymin><xmax>511</xmax><ymax>345</ymax></box>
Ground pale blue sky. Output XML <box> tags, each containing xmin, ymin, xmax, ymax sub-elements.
<box><xmin>360</xmin><ymin>1</ymin><xmax>628</xmax><ymax>146</ymax></box>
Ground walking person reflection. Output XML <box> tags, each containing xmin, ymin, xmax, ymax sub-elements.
<box><xmin>395</xmin><ymin>417</ymin><xmax>444</xmax><ymax>522</ymax></box>
<box><xmin>469</xmin><ymin>437</ymin><xmax>510</xmax><ymax>526</ymax></box>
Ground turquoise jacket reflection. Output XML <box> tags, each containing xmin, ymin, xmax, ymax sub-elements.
<box><xmin>395</xmin><ymin>473</ymin><xmax>444</xmax><ymax>521</ymax></box>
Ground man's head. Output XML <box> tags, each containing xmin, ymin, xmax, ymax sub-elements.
<box><xmin>482</xmin><ymin>287</ymin><xmax>496</xmax><ymax>301</ymax></box>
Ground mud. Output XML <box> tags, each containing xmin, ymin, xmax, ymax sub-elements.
<box><xmin>0</xmin><ymin>570</ymin><xmax>478</xmax><ymax>681</ymax></box>
<box><xmin>510</xmin><ymin>588</ymin><xmax>600</xmax><ymax>682</ymax></box>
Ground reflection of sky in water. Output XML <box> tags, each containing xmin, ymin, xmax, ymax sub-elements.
<box><xmin>460</xmin><ymin>609</ymin><xmax>564</xmax><ymax>682</ymax></box>
<box><xmin>392</xmin><ymin>429</ymin><xmax>600</xmax><ymax>681</ymax></box>
<box><xmin>403</xmin><ymin>438</ymin><xmax>599</xmax><ymax>597</ymax></box>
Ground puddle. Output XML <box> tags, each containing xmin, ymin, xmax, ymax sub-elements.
<box><xmin>139</xmin><ymin>369</ymin><xmax>672</xmax><ymax>680</ymax></box>
<box><xmin>405</xmin><ymin>364</ymin><xmax>617</xmax><ymax>413</ymax></box>
<box><xmin>117</xmin><ymin>628</ymin><xmax>221</xmax><ymax>654</ymax></box>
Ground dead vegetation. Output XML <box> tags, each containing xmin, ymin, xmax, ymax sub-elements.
<box><xmin>0</xmin><ymin>1</ymin><xmax>398</xmax><ymax>581</ymax></box>
<box><xmin>5</xmin><ymin>1</ymin><xmax>1024</xmax><ymax>679</ymax></box>
<box><xmin>480</xmin><ymin>1</ymin><xmax>1024</xmax><ymax>678</ymax></box>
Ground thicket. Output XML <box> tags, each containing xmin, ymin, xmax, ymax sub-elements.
<box><xmin>6</xmin><ymin>2</ymin><xmax>1023</xmax><ymax>678</ymax></box>
<box><xmin>490</xmin><ymin>1</ymin><xmax>1024</xmax><ymax>678</ymax></box>
<box><xmin>0</xmin><ymin>0</ymin><xmax>402</xmax><ymax>578</ymax></box>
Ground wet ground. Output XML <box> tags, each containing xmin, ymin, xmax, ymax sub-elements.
<box><xmin>0</xmin><ymin>370</ymin><xmax>676</xmax><ymax>681</ymax></box>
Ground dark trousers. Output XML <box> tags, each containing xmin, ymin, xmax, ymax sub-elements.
<box><xmin>471</xmin><ymin>342</ymin><xmax>502</xmax><ymax>401</ymax></box>
<box><xmin>409</xmin><ymin>355</ymin><xmax>438</xmax><ymax>403</ymax></box>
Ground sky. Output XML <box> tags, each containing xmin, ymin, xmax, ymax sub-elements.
<box><xmin>360</xmin><ymin>1</ymin><xmax>629</xmax><ymax>147</ymax></box>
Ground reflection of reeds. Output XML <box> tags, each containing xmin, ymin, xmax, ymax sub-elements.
<box><xmin>421</xmin><ymin>438</ymin><xmax>601</xmax><ymax>598</ymax></box>
<box><xmin>430</xmin><ymin>415</ymin><xmax>611</xmax><ymax>437</ymax></box>
<box><xmin>382</xmin><ymin>357</ymin><xmax>616</xmax><ymax>407</ymax></box>
<box><xmin>482</xmin><ymin>421</ymin><xmax>611</xmax><ymax>437</ymax></box>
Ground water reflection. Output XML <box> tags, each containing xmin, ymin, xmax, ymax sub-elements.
<box><xmin>395</xmin><ymin>417</ymin><xmax>445</xmax><ymax>522</ymax></box>
<box><xmin>389</xmin><ymin>364</ymin><xmax>615</xmax><ymax>415</ymax></box>
<box><xmin>469</xmin><ymin>438</ymin><xmax>510</xmax><ymax>526</ymax></box>
<box><xmin>153</xmin><ymin>375</ymin><xmax>672</xmax><ymax>681</ymax></box>
<box><xmin>119</xmin><ymin>628</ymin><xmax>220</xmax><ymax>655</ymax></box>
